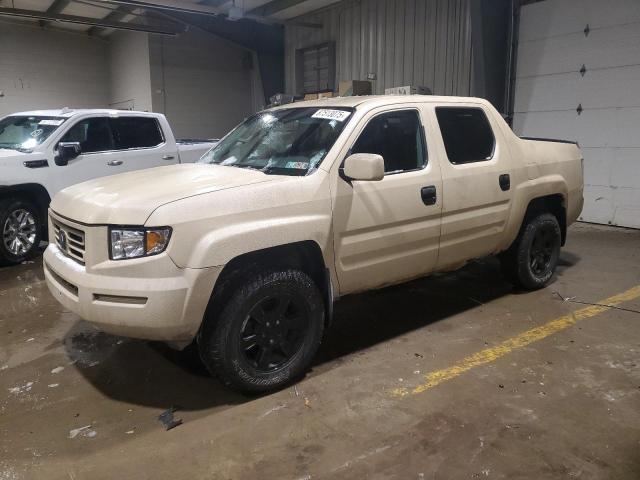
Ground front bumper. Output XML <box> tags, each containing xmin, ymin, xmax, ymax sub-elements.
<box><xmin>44</xmin><ymin>244</ymin><xmax>221</xmax><ymax>343</ymax></box>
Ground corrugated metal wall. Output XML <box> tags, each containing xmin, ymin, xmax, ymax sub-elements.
<box><xmin>284</xmin><ymin>0</ymin><xmax>473</xmax><ymax>96</ymax></box>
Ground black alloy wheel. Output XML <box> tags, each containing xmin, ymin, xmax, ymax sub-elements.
<box><xmin>240</xmin><ymin>293</ymin><xmax>309</xmax><ymax>372</ymax></box>
<box><xmin>529</xmin><ymin>223</ymin><xmax>558</xmax><ymax>277</ymax></box>
<box><xmin>500</xmin><ymin>213</ymin><xmax>561</xmax><ymax>290</ymax></box>
<box><xmin>198</xmin><ymin>269</ymin><xmax>325</xmax><ymax>394</ymax></box>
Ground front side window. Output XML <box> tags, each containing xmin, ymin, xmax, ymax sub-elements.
<box><xmin>351</xmin><ymin>110</ymin><xmax>426</xmax><ymax>174</ymax></box>
<box><xmin>199</xmin><ymin>107</ymin><xmax>353</xmax><ymax>176</ymax></box>
<box><xmin>0</xmin><ymin>115</ymin><xmax>67</xmax><ymax>151</ymax></box>
<box><xmin>111</xmin><ymin>117</ymin><xmax>164</xmax><ymax>149</ymax></box>
<box><xmin>60</xmin><ymin>117</ymin><xmax>115</xmax><ymax>154</ymax></box>
<box><xmin>435</xmin><ymin>107</ymin><xmax>495</xmax><ymax>164</ymax></box>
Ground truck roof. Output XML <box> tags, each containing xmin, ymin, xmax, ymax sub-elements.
<box><xmin>9</xmin><ymin>108</ymin><xmax>159</xmax><ymax>118</ymax></box>
<box><xmin>270</xmin><ymin>94</ymin><xmax>492</xmax><ymax>111</ymax></box>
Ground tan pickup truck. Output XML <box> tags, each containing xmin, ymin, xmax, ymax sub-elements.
<box><xmin>44</xmin><ymin>95</ymin><xmax>584</xmax><ymax>393</ymax></box>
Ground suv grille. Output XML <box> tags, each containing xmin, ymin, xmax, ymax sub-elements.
<box><xmin>53</xmin><ymin>220</ymin><xmax>86</xmax><ymax>264</ymax></box>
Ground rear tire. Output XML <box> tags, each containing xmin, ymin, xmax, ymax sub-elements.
<box><xmin>500</xmin><ymin>213</ymin><xmax>561</xmax><ymax>290</ymax></box>
<box><xmin>198</xmin><ymin>269</ymin><xmax>325</xmax><ymax>394</ymax></box>
<box><xmin>0</xmin><ymin>198</ymin><xmax>43</xmax><ymax>265</ymax></box>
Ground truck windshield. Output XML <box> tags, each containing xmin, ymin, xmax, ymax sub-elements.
<box><xmin>0</xmin><ymin>116</ymin><xmax>67</xmax><ymax>151</ymax></box>
<box><xmin>199</xmin><ymin>107</ymin><xmax>354</xmax><ymax>176</ymax></box>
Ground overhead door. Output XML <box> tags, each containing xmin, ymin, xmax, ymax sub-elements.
<box><xmin>513</xmin><ymin>0</ymin><xmax>640</xmax><ymax>228</ymax></box>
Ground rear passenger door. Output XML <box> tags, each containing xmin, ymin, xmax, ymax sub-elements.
<box><xmin>109</xmin><ymin>116</ymin><xmax>178</xmax><ymax>171</ymax></box>
<box><xmin>331</xmin><ymin>106</ymin><xmax>443</xmax><ymax>294</ymax></box>
<box><xmin>431</xmin><ymin>104</ymin><xmax>513</xmax><ymax>269</ymax></box>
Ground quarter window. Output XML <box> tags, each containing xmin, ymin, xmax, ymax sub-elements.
<box><xmin>435</xmin><ymin>107</ymin><xmax>495</xmax><ymax>164</ymax></box>
<box><xmin>351</xmin><ymin>110</ymin><xmax>426</xmax><ymax>174</ymax></box>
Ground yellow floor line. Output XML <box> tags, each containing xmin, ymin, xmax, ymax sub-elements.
<box><xmin>392</xmin><ymin>284</ymin><xmax>640</xmax><ymax>397</ymax></box>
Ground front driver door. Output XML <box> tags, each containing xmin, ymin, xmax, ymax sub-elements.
<box><xmin>331</xmin><ymin>106</ymin><xmax>443</xmax><ymax>295</ymax></box>
<box><xmin>51</xmin><ymin>116</ymin><xmax>125</xmax><ymax>193</ymax></box>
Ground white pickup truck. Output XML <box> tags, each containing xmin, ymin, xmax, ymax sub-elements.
<box><xmin>0</xmin><ymin>109</ymin><xmax>217</xmax><ymax>264</ymax></box>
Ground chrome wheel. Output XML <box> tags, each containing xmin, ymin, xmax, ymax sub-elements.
<box><xmin>3</xmin><ymin>208</ymin><xmax>37</xmax><ymax>256</ymax></box>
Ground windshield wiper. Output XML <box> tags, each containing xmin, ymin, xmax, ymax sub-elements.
<box><xmin>221</xmin><ymin>163</ymin><xmax>265</xmax><ymax>173</ymax></box>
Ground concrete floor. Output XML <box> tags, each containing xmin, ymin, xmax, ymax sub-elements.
<box><xmin>1</xmin><ymin>223</ymin><xmax>639</xmax><ymax>479</ymax></box>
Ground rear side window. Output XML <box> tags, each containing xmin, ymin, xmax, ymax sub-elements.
<box><xmin>351</xmin><ymin>110</ymin><xmax>426</xmax><ymax>174</ymax></box>
<box><xmin>435</xmin><ymin>107</ymin><xmax>495</xmax><ymax>164</ymax></box>
<box><xmin>111</xmin><ymin>117</ymin><xmax>164</xmax><ymax>149</ymax></box>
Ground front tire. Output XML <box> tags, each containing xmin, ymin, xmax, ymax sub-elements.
<box><xmin>0</xmin><ymin>198</ymin><xmax>42</xmax><ymax>265</ymax></box>
<box><xmin>198</xmin><ymin>269</ymin><xmax>325</xmax><ymax>394</ymax></box>
<box><xmin>500</xmin><ymin>213</ymin><xmax>561</xmax><ymax>290</ymax></box>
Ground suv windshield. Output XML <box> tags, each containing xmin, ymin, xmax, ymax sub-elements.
<box><xmin>0</xmin><ymin>116</ymin><xmax>67</xmax><ymax>151</ymax></box>
<box><xmin>199</xmin><ymin>107</ymin><xmax>354</xmax><ymax>176</ymax></box>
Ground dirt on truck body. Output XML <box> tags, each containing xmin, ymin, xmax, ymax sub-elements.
<box><xmin>43</xmin><ymin>95</ymin><xmax>584</xmax><ymax>393</ymax></box>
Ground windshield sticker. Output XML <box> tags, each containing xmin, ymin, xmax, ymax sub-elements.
<box><xmin>38</xmin><ymin>119</ymin><xmax>64</xmax><ymax>126</ymax></box>
<box><xmin>30</xmin><ymin>129</ymin><xmax>44</xmax><ymax>138</ymax></box>
<box><xmin>312</xmin><ymin>109</ymin><xmax>351</xmax><ymax>122</ymax></box>
<box><xmin>286</xmin><ymin>161</ymin><xmax>309</xmax><ymax>170</ymax></box>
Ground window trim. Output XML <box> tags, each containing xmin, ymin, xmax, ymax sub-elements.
<box><xmin>56</xmin><ymin>115</ymin><xmax>166</xmax><ymax>156</ymax></box>
<box><xmin>346</xmin><ymin>107</ymin><xmax>429</xmax><ymax>177</ymax></box>
<box><xmin>434</xmin><ymin>106</ymin><xmax>496</xmax><ymax>165</ymax></box>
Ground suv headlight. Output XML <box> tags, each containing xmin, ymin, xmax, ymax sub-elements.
<box><xmin>109</xmin><ymin>227</ymin><xmax>172</xmax><ymax>260</ymax></box>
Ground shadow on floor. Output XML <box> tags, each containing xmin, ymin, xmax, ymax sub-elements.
<box><xmin>0</xmin><ymin>244</ymin><xmax>47</xmax><ymax>271</ymax></box>
<box><xmin>63</xmin><ymin>252</ymin><xmax>580</xmax><ymax>410</ymax></box>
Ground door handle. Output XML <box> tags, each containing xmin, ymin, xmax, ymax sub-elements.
<box><xmin>421</xmin><ymin>185</ymin><xmax>437</xmax><ymax>206</ymax></box>
<box><xmin>499</xmin><ymin>174</ymin><xmax>511</xmax><ymax>191</ymax></box>
<box><xmin>107</xmin><ymin>160</ymin><xmax>123</xmax><ymax>166</ymax></box>
<box><xmin>162</xmin><ymin>155</ymin><xmax>175</xmax><ymax>160</ymax></box>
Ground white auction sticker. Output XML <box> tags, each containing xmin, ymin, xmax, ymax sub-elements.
<box><xmin>39</xmin><ymin>119</ymin><xmax>64</xmax><ymax>126</ymax></box>
<box><xmin>312</xmin><ymin>109</ymin><xmax>351</xmax><ymax>122</ymax></box>
<box><xmin>286</xmin><ymin>161</ymin><xmax>309</xmax><ymax>170</ymax></box>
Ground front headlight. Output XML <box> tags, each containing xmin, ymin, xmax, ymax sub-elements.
<box><xmin>109</xmin><ymin>227</ymin><xmax>172</xmax><ymax>260</ymax></box>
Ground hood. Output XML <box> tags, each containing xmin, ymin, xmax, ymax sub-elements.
<box><xmin>51</xmin><ymin>163</ymin><xmax>278</xmax><ymax>225</ymax></box>
<box><xmin>0</xmin><ymin>149</ymin><xmax>43</xmax><ymax>187</ymax></box>
<box><xmin>0</xmin><ymin>148</ymin><xmax>30</xmax><ymax>159</ymax></box>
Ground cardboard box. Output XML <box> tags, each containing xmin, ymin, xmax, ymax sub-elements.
<box><xmin>384</xmin><ymin>85</ymin><xmax>432</xmax><ymax>95</ymax></box>
<box><xmin>317</xmin><ymin>91</ymin><xmax>335</xmax><ymax>99</ymax></box>
<box><xmin>339</xmin><ymin>80</ymin><xmax>372</xmax><ymax>96</ymax></box>
<box><xmin>304</xmin><ymin>93</ymin><xmax>319</xmax><ymax>100</ymax></box>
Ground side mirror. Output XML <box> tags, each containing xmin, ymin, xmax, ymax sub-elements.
<box><xmin>55</xmin><ymin>142</ymin><xmax>81</xmax><ymax>166</ymax></box>
<box><xmin>342</xmin><ymin>153</ymin><xmax>385</xmax><ymax>181</ymax></box>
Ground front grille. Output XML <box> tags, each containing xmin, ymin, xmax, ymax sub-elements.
<box><xmin>53</xmin><ymin>220</ymin><xmax>86</xmax><ymax>264</ymax></box>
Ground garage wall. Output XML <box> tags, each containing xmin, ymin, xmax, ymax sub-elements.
<box><xmin>514</xmin><ymin>0</ymin><xmax>640</xmax><ymax>228</ymax></box>
<box><xmin>0</xmin><ymin>21</ymin><xmax>109</xmax><ymax>117</ymax></box>
<box><xmin>284</xmin><ymin>0</ymin><xmax>472</xmax><ymax>96</ymax></box>
<box><xmin>108</xmin><ymin>31</ymin><xmax>153</xmax><ymax>111</ymax></box>
<box><xmin>149</xmin><ymin>29</ymin><xmax>255</xmax><ymax>139</ymax></box>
